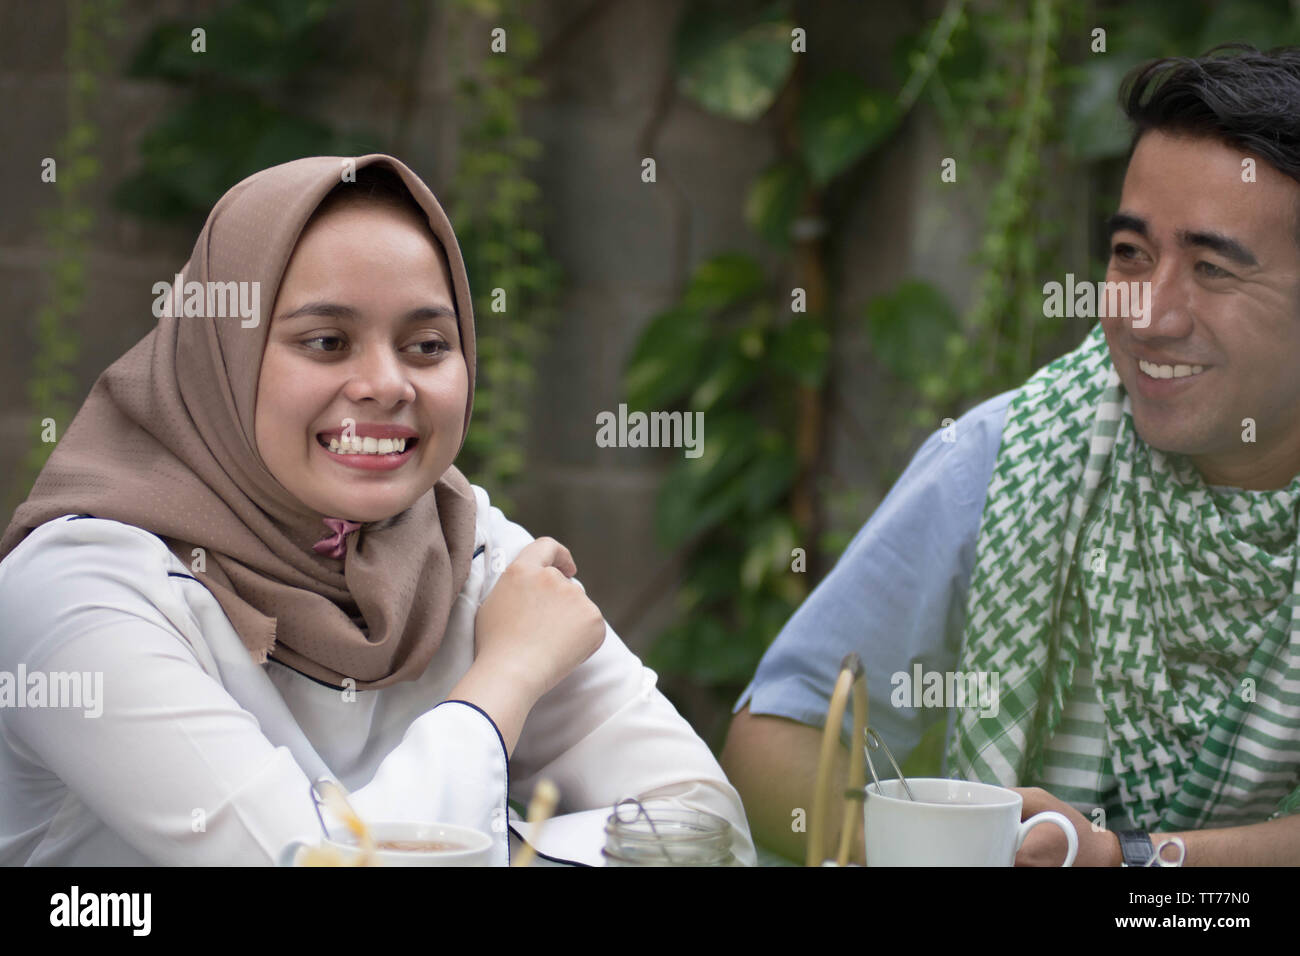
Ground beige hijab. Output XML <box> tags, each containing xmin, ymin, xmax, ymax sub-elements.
<box><xmin>0</xmin><ymin>154</ymin><xmax>478</xmax><ymax>690</ymax></box>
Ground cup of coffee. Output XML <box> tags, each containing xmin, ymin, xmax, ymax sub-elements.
<box><xmin>279</xmin><ymin>821</ymin><xmax>494</xmax><ymax>866</ymax></box>
<box><xmin>864</xmin><ymin>778</ymin><xmax>1078</xmax><ymax>867</ymax></box>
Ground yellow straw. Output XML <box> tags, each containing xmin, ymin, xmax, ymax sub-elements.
<box><xmin>512</xmin><ymin>779</ymin><xmax>559</xmax><ymax>868</ymax></box>
<box><xmin>316</xmin><ymin>779</ymin><xmax>376</xmax><ymax>866</ymax></box>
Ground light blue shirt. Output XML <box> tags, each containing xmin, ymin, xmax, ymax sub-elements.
<box><xmin>734</xmin><ymin>389</ymin><xmax>1015</xmax><ymax>772</ymax></box>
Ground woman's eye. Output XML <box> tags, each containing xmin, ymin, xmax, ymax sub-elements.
<box><xmin>303</xmin><ymin>336</ymin><xmax>344</xmax><ymax>352</ymax></box>
<box><xmin>300</xmin><ymin>337</ymin><xmax>450</xmax><ymax>356</ymax></box>
<box><xmin>409</xmin><ymin>339</ymin><xmax>450</xmax><ymax>356</ymax></box>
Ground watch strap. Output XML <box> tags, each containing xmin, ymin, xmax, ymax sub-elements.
<box><xmin>1117</xmin><ymin>829</ymin><xmax>1154</xmax><ymax>866</ymax></box>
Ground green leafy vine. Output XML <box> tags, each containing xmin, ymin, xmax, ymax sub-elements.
<box><xmin>445</xmin><ymin>0</ymin><xmax>561</xmax><ymax>511</ymax></box>
<box><xmin>10</xmin><ymin>0</ymin><xmax>123</xmax><ymax>514</ymax></box>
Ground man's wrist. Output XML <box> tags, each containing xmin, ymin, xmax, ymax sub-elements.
<box><xmin>1107</xmin><ymin>829</ymin><xmax>1123</xmax><ymax>866</ymax></box>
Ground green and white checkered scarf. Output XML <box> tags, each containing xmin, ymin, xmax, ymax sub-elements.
<box><xmin>947</xmin><ymin>323</ymin><xmax>1300</xmax><ymax>831</ymax></box>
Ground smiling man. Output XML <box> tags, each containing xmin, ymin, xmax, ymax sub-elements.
<box><xmin>722</xmin><ymin>44</ymin><xmax>1300</xmax><ymax>866</ymax></box>
<box><xmin>1104</xmin><ymin>133</ymin><xmax>1300</xmax><ymax>489</ymax></box>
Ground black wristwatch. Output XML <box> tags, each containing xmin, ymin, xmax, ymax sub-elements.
<box><xmin>1117</xmin><ymin>829</ymin><xmax>1154</xmax><ymax>866</ymax></box>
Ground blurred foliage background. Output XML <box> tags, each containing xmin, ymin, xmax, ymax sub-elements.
<box><xmin>16</xmin><ymin>0</ymin><xmax>1300</xmax><ymax>773</ymax></box>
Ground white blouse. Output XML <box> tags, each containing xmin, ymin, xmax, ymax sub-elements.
<box><xmin>0</xmin><ymin>487</ymin><xmax>754</xmax><ymax>866</ymax></box>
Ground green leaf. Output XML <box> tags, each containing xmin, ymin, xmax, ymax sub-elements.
<box><xmin>627</xmin><ymin>255</ymin><xmax>766</xmax><ymax>408</ymax></box>
<box><xmin>674</xmin><ymin>2</ymin><xmax>796</xmax><ymax>122</ymax></box>
<box><xmin>689</xmin><ymin>347</ymin><xmax>756</xmax><ymax>413</ymax></box>
<box><xmin>744</xmin><ymin>159</ymin><xmax>807</xmax><ymax>246</ymax></box>
<box><xmin>769</xmin><ymin>315</ymin><xmax>829</xmax><ymax>387</ymax></box>
<box><xmin>113</xmin><ymin>90</ymin><xmax>358</xmax><ymax>221</ymax></box>
<box><xmin>799</xmin><ymin>71</ymin><xmax>899</xmax><ymax>185</ymax></box>
<box><xmin>740</xmin><ymin>521</ymin><xmax>783</xmax><ymax>592</ymax></box>
<box><xmin>654</xmin><ymin>413</ymin><xmax>762</xmax><ymax>547</ymax></box>
<box><xmin>681</xmin><ymin>253</ymin><xmax>765</xmax><ymax>312</ymax></box>
<box><xmin>740</xmin><ymin>436</ymin><xmax>798</xmax><ymax>515</ymax></box>
<box><xmin>625</xmin><ymin>305</ymin><xmax>712</xmax><ymax>409</ymax></box>
<box><xmin>864</xmin><ymin>279</ymin><xmax>961</xmax><ymax>383</ymax></box>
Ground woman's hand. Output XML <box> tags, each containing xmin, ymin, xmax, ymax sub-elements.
<box><xmin>448</xmin><ymin>537</ymin><xmax>606</xmax><ymax>756</ymax></box>
<box><xmin>473</xmin><ymin>536</ymin><xmax>607</xmax><ymax>703</ymax></box>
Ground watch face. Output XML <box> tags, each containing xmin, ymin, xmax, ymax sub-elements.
<box><xmin>1119</xmin><ymin>830</ymin><xmax>1154</xmax><ymax>866</ymax></box>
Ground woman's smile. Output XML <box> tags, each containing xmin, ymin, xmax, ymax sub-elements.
<box><xmin>314</xmin><ymin>428</ymin><xmax>421</xmax><ymax>472</ymax></box>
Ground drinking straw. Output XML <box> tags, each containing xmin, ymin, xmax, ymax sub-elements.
<box><xmin>314</xmin><ymin>777</ymin><xmax>377</xmax><ymax>866</ymax></box>
<box><xmin>511</xmin><ymin>779</ymin><xmax>559</xmax><ymax>868</ymax></box>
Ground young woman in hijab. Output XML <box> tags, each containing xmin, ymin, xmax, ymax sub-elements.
<box><xmin>0</xmin><ymin>155</ymin><xmax>754</xmax><ymax>866</ymax></box>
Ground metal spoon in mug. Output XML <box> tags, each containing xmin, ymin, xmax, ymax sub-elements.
<box><xmin>863</xmin><ymin>728</ymin><xmax>916</xmax><ymax>801</ymax></box>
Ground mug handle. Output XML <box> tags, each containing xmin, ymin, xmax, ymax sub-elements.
<box><xmin>1015</xmin><ymin>811</ymin><xmax>1079</xmax><ymax>867</ymax></box>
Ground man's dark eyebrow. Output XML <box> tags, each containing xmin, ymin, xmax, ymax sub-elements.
<box><xmin>1105</xmin><ymin>212</ymin><xmax>1258</xmax><ymax>268</ymax></box>
<box><xmin>1177</xmin><ymin>229</ymin><xmax>1258</xmax><ymax>268</ymax></box>
<box><xmin>1106</xmin><ymin>212</ymin><xmax>1148</xmax><ymax>240</ymax></box>
<box><xmin>275</xmin><ymin>302</ymin><xmax>458</xmax><ymax>323</ymax></box>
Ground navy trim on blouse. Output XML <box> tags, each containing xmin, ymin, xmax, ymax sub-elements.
<box><xmin>265</xmin><ymin>656</ymin><xmax>351</xmax><ymax>692</ymax></box>
<box><xmin>438</xmin><ymin>698</ymin><xmax>512</xmax><ymax>865</ymax></box>
<box><xmin>507</xmin><ymin>825</ymin><xmax>593</xmax><ymax>868</ymax></box>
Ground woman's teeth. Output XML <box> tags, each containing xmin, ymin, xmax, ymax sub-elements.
<box><xmin>323</xmin><ymin>435</ymin><xmax>410</xmax><ymax>455</ymax></box>
<box><xmin>1138</xmin><ymin>359</ymin><xmax>1205</xmax><ymax>380</ymax></box>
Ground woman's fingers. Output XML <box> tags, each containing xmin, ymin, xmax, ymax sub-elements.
<box><xmin>511</xmin><ymin>536</ymin><xmax>577</xmax><ymax>578</ymax></box>
<box><xmin>472</xmin><ymin>535</ymin><xmax>605</xmax><ymax>706</ymax></box>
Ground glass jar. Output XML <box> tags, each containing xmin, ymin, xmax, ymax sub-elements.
<box><xmin>602</xmin><ymin>805</ymin><xmax>737</xmax><ymax>867</ymax></box>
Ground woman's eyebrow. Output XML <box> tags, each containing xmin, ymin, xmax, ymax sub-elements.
<box><xmin>275</xmin><ymin>302</ymin><xmax>458</xmax><ymax>323</ymax></box>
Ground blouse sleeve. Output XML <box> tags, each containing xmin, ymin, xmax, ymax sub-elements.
<box><xmin>0</xmin><ymin>518</ymin><xmax>508</xmax><ymax>866</ymax></box>
<box><xmin>472</xmin><ymin>489</ymin><xmax>757</xmax><ymax>865</ymax></box>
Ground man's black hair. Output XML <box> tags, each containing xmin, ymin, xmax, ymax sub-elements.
<box><xmin>1119</xmin><ymin>43</ymin><xmax>1300</xmax><ymax>240</ymax></box>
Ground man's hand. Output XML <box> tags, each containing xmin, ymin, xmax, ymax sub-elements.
<box><xmin>1013</xmin><ymin>786</ymin><xmax>1120</xmax><ymax>866</ymax></box>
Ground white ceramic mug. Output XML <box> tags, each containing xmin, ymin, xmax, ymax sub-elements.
<box><xmin>278</xmin><ymin>821</ymin><xmax>494</xmax><ymax>867</ymax></box>
<box><xmin>865</xmin><ymin>778</ymin><xmax>1078</xmax><ymax>867</ymax></box>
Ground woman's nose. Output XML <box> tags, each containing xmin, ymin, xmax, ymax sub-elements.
<box><xmin>342</xmin><ymin>346</ymin><xmax>416</xmax><ymax>405</ymax></box>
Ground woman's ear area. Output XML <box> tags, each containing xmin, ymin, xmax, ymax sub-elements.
<box><xmin>250</xmin><ymin>321</ymin><xmax>282</xmax><ymax>477</ymax></box>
